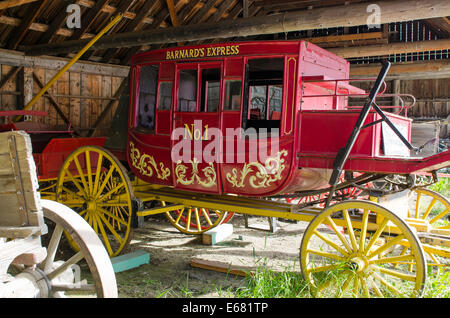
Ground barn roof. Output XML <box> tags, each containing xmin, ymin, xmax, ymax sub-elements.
<box><xmin>0</xmin><ymin>0</ymin><xmax>448</xmax><ymax>66</ymax></box>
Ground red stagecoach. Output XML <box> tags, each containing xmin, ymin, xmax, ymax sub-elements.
<box><xmin>2</xmin><ymin>40</ymin><xmax>449</xmax><ymax>297</ymax></box>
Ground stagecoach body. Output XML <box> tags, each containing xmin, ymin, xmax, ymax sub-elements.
<box><xmin>127</xmin><ymin>40</ymin><xmax>415</xmax><ymax>197</ymax></box>
<box><xmin>2</xmin><ymin>40</ymin><xmax>449</xmax><ymax>298</ymax></box>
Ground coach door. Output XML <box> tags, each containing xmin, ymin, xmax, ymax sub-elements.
<box><xmin>171</xmin><ymin>62</ymin><xmax>222</xmax><ymax>194</ymax></box>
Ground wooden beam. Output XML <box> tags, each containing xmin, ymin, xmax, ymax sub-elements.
<box><xmin>0</xmin><ymin>48</ymin><xmax>129</xmax><ymax>77</ymax></box>
<box><xmin>0</xmin><ymin>66</ymin><xmax>22</xmax><ymax>91</ymax></box>
<box><xmin>38</xmin><ymin>0</ymin><xmax>78</xmax><ymax>44</ymax></box>
<box><xmin>102</xmin><ymin>0</ymin><xmax>158</xmax><ymax>63</ymax></box>
<box><xmin>87</xmin><ymin>77</ymin><xmax>127</xmax><ymax>137</ymax></box>
<box><xmin>206</xmin><ymin>0</ymin><xmax>236</xmax><ymax>23</ymax></box>
<box><xmin>329</xmin><ymin>39</ymin><xmax>450</xmax><ymax>58</ymax></box>
<box><xmin>82</xmin><ymin>0</ymin><xmax>138</xmax><ymax>60</ymax></box>
<box><xmin>425</xmin><ymin>17</ymin><xmax>450</xmax><ymax>37</ymax></box>
<box><xmin>8</xmin><ymin>0</ymin><xmax>49</xmax><ymax>50</ymax></box>
<box><xmin>350</xmin><ymin>60</ymin><xmax>450</xmax><ymax>80</ymax></box>
<box><xmin>25</xmin><ymin>0</ymin><xmax>450</xmax><ymax>56</ymax></box>
<box><xmin>254</xmin><ymin>0</ymin><xmax>366</xmax><ymax>11</ymax></box>
<box><xmin>243</xmin><ymin>0</ymin><xmax>249</xmax><ymax>18</ymax></box>
<box><xmin>0</xmin><ymin>0</ymin><xmax>37</xmax><ymax>10</ymax></box>
<box><xmin>69</xmin><ymin>0</ymin><xmax>111</xmax><ymax>41</ymax></box>
<box><xmin>304</xmin><ymin>32</ymin><xmax>383</xmax><ymax>44</ymax></box>
<box><xmin>166</xmin><ymin>0</ymin><xmax>180</xmax><ymax>26</ymax></box>
<box><xmin>119</xmin><ymin>0</ymin><xmax>186</xmax><ymax>64</ymax></box>
<box><xmin>166</xmin><ymin>0</ymin><xmax>184</xmax><ymax>46</ymax></box>
<box><xmin>189</xmin><ymin>0</ymin><xmax>221</xmax><ymax>25</ymax></box>
<box><xmin>31</xmin><ymin>72</ymin><xmax>72</xmax><ymax>128</ymax></box>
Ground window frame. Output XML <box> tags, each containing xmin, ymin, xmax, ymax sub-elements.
<box><xmin>242</xmin><ymin>56</ymin><xmax>286</xmax><ymax>136</ymax></box>
<box><xmin>223</xmin><ymin>78</ymin><xmax>243</xmax><ymax>112</ymax></box>
<box><xmin>136</xmin><ymin>63</ymin><xmax>159</xmax><ymax>133</ymax></box>
<box><xmin>157</xmin><ymin>80</ymin><xmax>173</xmax><ymax>111</ymax></box>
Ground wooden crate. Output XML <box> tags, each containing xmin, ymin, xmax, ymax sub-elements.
<box><xmin>0</xmin><ymin>131</ymin><xmax>47</xmax><ymax>238</ymax></box>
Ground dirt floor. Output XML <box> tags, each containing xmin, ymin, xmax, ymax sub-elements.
<box><xmin>114</xmin><ymin>213</ymin><xmax>310</xmax><ymax>298</ymax></box>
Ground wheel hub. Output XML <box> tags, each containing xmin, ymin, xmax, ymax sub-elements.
<box><xmin>348</xmin><ymin>255</ymin><xmax>370</xmax><ymax>274</ymax></box>
<box><xmin>87</xmin><ymin>198</ymin><xmax>98</xmax><ymax>212</ymax></box>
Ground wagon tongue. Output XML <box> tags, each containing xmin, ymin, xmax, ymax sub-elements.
<box><xmin>326</xmin><ymin>60</ymin><xmax>419</xmax><ymax>207</ymax></box>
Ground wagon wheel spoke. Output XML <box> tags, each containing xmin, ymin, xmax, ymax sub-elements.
<box><xmin>163</xmin><ymin>201</ymin><xmax>227</xmax><ymax>235</ymax></box>
<box><xmin>36</xmin><ymin>200</ymin><xmax>117</xmax><ymax>297</ymax></box>
<box><xmin>408</xmin><ymin>188</ymin><xmax>450</xmax><ymax>266</ymax></box>
<box><xmin>56</xmin><ymin>146</ymin><xmax>134</xmax><ymax>257</ymax></box>
<box><xmin>300</xmin><ymin>200</ymin><xmax>426</xmax><ymax>298</ymax></box>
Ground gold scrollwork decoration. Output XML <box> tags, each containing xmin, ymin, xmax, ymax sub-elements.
<box><xmin>226</xmin><ymin>150</ymin><xmax>288</xmax><ymax>189</ymax></box>
<box><xmin>129</xmin><ymin>141</ymin><xmax>171</xmax><ymax>180</ymax></box>
<box><xmin>175</xmin><ymin>158</ymin><xmax>216</xmax><ymax>188</ymax></box>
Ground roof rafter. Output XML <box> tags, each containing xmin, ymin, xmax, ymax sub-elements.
<box><xmin>8</xmin><ymin>0</ymin><xmax>49</xmax><ymax>49</ymax></box>
<box><xmin>0</xmin><ymin>0</ymin><xmax>38</xmax><ymax>10</ymax></box>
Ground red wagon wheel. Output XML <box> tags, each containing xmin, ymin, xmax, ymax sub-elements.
<box><xmin>175</xmin><ymin>209</ymin><xmax>234</xmax><ymax>232</ymax></box>
<box><xmin>162</xmin><ymin>201</ymin><xmax>229</xmax><ymax>235</ymax></box>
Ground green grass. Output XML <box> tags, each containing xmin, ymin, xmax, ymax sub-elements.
<box><xmin>220</xmin><ymin>177</ymin><xmax>450</xmax><ymax>298</ymax></box>
<box><xmin>429</xmin><ymin>176</ymin><xmax>450</xmax><ymax>198</ymax></box>
<box><xmin>227</xmin><ymin>263</ymin><xmax>450</xmax><ymax>298</ymax></box>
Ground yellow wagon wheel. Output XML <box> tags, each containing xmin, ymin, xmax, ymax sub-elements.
<box><xmin>162</xmin><ymin>201</ymin><xmax>228</xmax><ymax>235</ymax></box>
<box><xmin>56</xmin><ymin>146</ymin><xmax>134</xmax><ymax>257</ymax></box>
<box><xmin>408</xmin><ymin>188</ymin><xmax>449</xmax><ymax>230</ymax></box>
<box><xmin>300</xmin><ymin>200</ymin><xmax>426</xmax><ymax>298</ymax></box>
<box><xmin>407</xmin><ymin>188</ymin><xmax>449</xmax><ymax>266</ymax></box>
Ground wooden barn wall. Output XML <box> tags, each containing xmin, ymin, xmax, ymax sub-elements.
<box><xmin>0</xmin><ymin>64</ymin><xmax>126</xmax><ymax>137</ymax></box>
<box><xmin>349</xmin><ymin>78</ymin><xmax>449</xmax><ymax>119</ymax></box>
<box><xmin>398</xmin><ymin>79</ymin><xmax>449</xmax><ymax>119</ymax></box>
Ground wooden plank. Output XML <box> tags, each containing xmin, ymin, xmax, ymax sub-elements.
<box><xmin>22</xmin><ymin>67</ymin><xmax>33</xmax><ymax>112</ymax></box>
<box><xmin>202</xmin><ymin>224</ymin><xmax>233</xmax><ymax>245</ymax></box>
<box><xmin>0</xmin><ymin>65</ymin><xmax>22</xmax><ymax>91</ymax></box>
<box><xmin>44</xmin><ymin>69</ymin><xmax>57</xmax><ymax>126</ymax></box>
<box><xmin>57</xmin><ymin>70</ymin><xmax>69</xmax><ymax>127</ymax></box>
<box><xmin>32</xmin><ymin>68</ymin><xmax>46</xmax><ymax>125</ymax></box>
<box><xmin>88</xmin><ymin>76</ymin><xmax>126</xmax><ymax>137</ymax></box>
<box><xmin>33</xmin><ymin>71</ymin><xmax>72</xmax><ymax>129</ymax></box>
<box><xmin>0</xmin><ymin>131</ymin><xmax>45</xmax><ymax>234</ymax></box>
<box><xmin>0</xmin><ymin>226</ymin><xmax>42</xmax><ymax>238</ymax></box>
<box><xmin>69</xmin><ymin>72</ymin><xmax>81</xmax><ymax>129</ymax></box>
<box><xmin>80</xmin><ymin>73</ymin><xmax>89</xmax><ymax>134</ymax></box>
<box><xmin>110</xmin><ymin>250</ymin><xmax>150</xmax><ymax>273</ymax></box>
<box><xmin>90</xmin><ymin>74</ymin><xmax>100</xmax><ymax>135</ymax></box>
<box><xmin>189</xmin><ymin>258</ymin><xmax>251</xmax><ymax>277</ymax></box>
<box><xmin>1</xmin><ymin>65</ymin><xmax>17</xmax><ymax>111</ymax></box>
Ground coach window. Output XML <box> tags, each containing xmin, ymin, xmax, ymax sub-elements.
<box><xmin>178</xmin><ymin>69</ymin><xmax>197</xmax><ymax>112</ymax></box>
<box><xmin>243</xmin><ymin>58</ymin><xmax>284</xmax><ymax>134</ymax></box>
<box><xmin>138</xmin><ymin>64</ymin><xmax>159</xmax><ymax>131</ymax></box>
<box><xmin>224</xmin><ymin>80</ymin><xmax>242</xmax><ymax>111</ymax></box>
<box><xmin>158</xmin><ymin>81</ymin><xmax>172</xmax><ymax>110</ymax></box>
<box><xmin>201</xmin><ymin>68</ymin><xmax>221</xmax><ymax>112</ymax></box>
